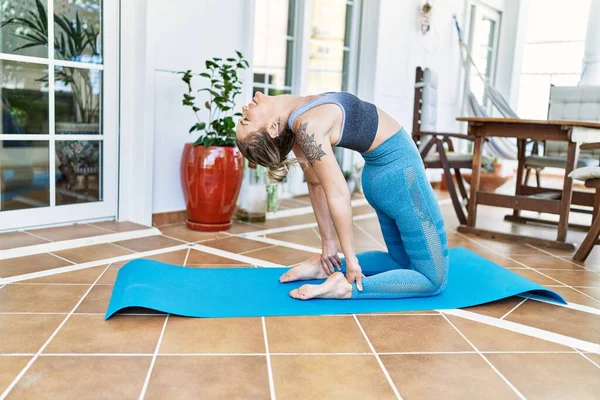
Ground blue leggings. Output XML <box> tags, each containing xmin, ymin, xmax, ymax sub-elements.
<box><xmin>343</xmin><ymin>129</ymin><xmax>449</xmax><ymax>299</ymax></box>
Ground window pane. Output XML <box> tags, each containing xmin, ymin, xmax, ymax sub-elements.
<box><xmin>268</xmin><ymin>88</ymin><xmax>291</xmax><ymax>96</ymax></box>
<box><xmin>308</xmin><ymin>0</ymin><xmax>351</xmax><ymax>93</ymax></box>
<box><xmin>307</xmin><ymin>70</ymin><xmax>342</xmax><ymax>95</ymax></box>
<box><xmin>0</xmin><ymin>0</ymin><xmax>49</xmax><ymax>58</ymax></box>
<box><xmin>0</xmin><ymin>140</ymin><xmax>49</xmax><ymax>211</ymax></box>
<box><xmin>55</xmin><ymin>66</ymin><xmax>102</xmax><ymax>134</ymax></box>
<box><xmin>521</xmin><ymin>42</ymin><xmax>586</xmax><ymax>74</ymax></box>
<box><xmin>517</xmin><ymin>74</ymin><xmax>552</xmax><ymax>119</ymax></box>
<box><xmin>55</xmin><ymin>140</ymin><xmax>102</xmax><ymax>205</ymax></box>
<box><xmin>54</xmin><ymin>0</ymin><xmax>103</xmax><ymax>64</ymax></box>
<box><xmin>1</xmin><ymin>60</ymin><xmax>50</xmax><ymax>135</ymax></box>
<box><xmin>253</xmin><ymin>0</ymin><xmax>295</xmax><ymax>89</ymax></box>
<box><xmin>524</xmin><ymin>0</ymin><xmax>590</xmax><ymax>43</ymax></box>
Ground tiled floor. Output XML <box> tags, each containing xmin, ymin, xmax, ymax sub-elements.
<box><xmin>1</xmin><ymin>190</ymin><xmax>599</xmax><ymax>399</ymax></box>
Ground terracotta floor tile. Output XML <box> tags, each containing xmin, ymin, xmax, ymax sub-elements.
<box><xmin>74</xmin><ymin>285</ymin><xmax>114</xmax><ymax>313</ymax></box>
<box><xmin>0</xmin><ymin>253</ymin><xmax>70</xmax><ymax>278</ymax></box>
<box><xmin>9</xmin><ymin>356</ymin><xmax>150</xmax><ymax>399</ymax></box>
<box><xmin>549</xmin><ymin>286</ymin><xmax>600</xmax><ymax>307</ymax></box>
<box><xmin>268</xmin><ymin>228</ymin><xmax>323</xmax><ymax>248</ymax></box>
<box><xmin>266</xmin><ymin>316</ymin><xmax>370</xmax><ymax>353</ymax></box>
<box><xmin>201</xmin><ymin>237</ymin><xmax>272</xmax><ymax>254</ymax></box>
<box><xmin>464</xmin><ymin>296</ymin><xmax>527</xmax><ymax>318</ymax></box>
<box><xmin>159</xmin><ymin>223</ymin><xmax>221</xmax><ymax>242</ymax></box>
<box><xmin>0</xmin><ymin>231</ymin><xmax>49</xmax><ymax>250</ymax></box>
<box><xmin>98</xmin><ymin>250</ymin><xmax>190</xmax><ymax>284</ymax></box>
<box><xmin>113</xmin><ymin>235</ymin><xmax>182</xmax><ymax>252</ymax></box>
<box><xmin>45</xmin><ymin>315</ymin><xmax>165</xmax><ymax>354</ymax></box>
<box><xmin>225</xmin><ymin>221</ymin><xmax>264</xmax><ymax>235</ymax></box>
<box><xmin>353</xmin><ymin>204</ymin><xmax>376</xmax><ymax>216</ymax></box>
<box><xmin>541</xmin><ymin>269</ymin><xmax>600</xmax><ymax>287</ymax></box>
<box><xmin>587</xmin><ymin>353</ymin><xmax>600</xmax><ymax>365</ymax></box>
<box><xmin>357</xmin><ymin>315</ymin><xmax>471</xmax><ymax>352</ymax></box>
<box><xmin>89</xmin><ymin>221</ymin><xmax>149</xmax><ymax>233</ymax></box>
<box><xmin>0</xmin><ymin>357</ymin><xmax>29</xmax><ymax>394</ymax></box>
<box><xmin>243</xmin><ymin>246</ymin><xmax>312</xmax><ymax>266</ymax></box>
<box><xmin>186</xmin><ymin>249</ymin><xmax>247</xmax><ymax>265</ymax></box>
<box><xmin>382</xmin><ymin>354</ymin><xmax>519</xmax><ymax>400</ymax></box>
<box><xmin>0</xmin><ymin>285</ymin><xmax>87</xmax><ymax>312</ymax></box>
<box><xmin>74</xmin><ymin>283</ymin><xmax>159</xmax><ymax>314</ymax></box>
<box><xmin>28</xmin><ymin>224</ymin><xmax>108</xmax><ymax>241</ymax></box>
<box><xmin>353</xmin><ymin>225</ymin><xmax>386</xmax><ymax>252</ymax></box>
<box><xmin>26</xmin><ymin>266</ymin><xmax>106</xmax><ymax>284</ymax></box>
<box><xmin>159</xmin><ymin>317</ymin><xmax>264</xmax><ymax>354</ymax></box>
<box><xmin>487</xmin><ymin>353</ymin><xmax>600</xmax><ymax>399</ymax></box>
<box><xmin>506</xmin><ymin>300</ymin><xmax>600</xmax><ymax>343</ymax></box>
<box><xmin>53</xmin><ymin>244</ymin><xmax>135</xmax><ymax>264</ymax></box>
<box><xmin>509</xmin><ymin>269</ymin><xmax>566</xmax><ymax>286</ymax></box>
<box><xmin>146</xmin><ymin>356</ymin><xmax>269</xmax><ymax>400</ymax></box>
<box><xmin>576</xmin><ymin>286</ymin><xmax>600</xmax><ymax>301</ymax></box>
<box><xmin>272</xmin><ymin>355</ymin><xmax>395</xmax><ymax>399</ymax></box>
<box><xmin>0</xmin><ymin>315</ymin><xmax>64</xmax><ymax>353</ymax></box>
<box><xmin>354</xmin><ymin>218</ymin><xmax>383</xmax><ymax>235</ymax></box>
<box><xmin>446</xmin><ymin>315</ymin><xmax>569</xmax><ymax>351</ymax></box>
<box><xmin>511</xmin><ymin>255</ymin><xmax>586</xmax><ymax>270</ymax></box>
<box><xmin>473</xmin><ymin>240</ymin><xmax>545</xmax><ymax>255</ymax></box>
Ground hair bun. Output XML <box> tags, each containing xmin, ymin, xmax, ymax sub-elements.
<box><xmin>268</xmin><ymin>159</ymin><xmax>296</xmax><ymax>183</ymax></box>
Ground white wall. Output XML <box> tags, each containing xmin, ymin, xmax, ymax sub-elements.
<box><xmin>147</xmin><ymin>0</ymin><xmax>250</xmax><ymax>214</ymax></box>
<box><xmin>365</xmin><ymin>0</ymin><xmax>522</xmax><ymax>181</ymax></box>
<box><xmin>371</xmin><ymin>0</ymin><xmax>467</xmax><ymax>134</ymax></box>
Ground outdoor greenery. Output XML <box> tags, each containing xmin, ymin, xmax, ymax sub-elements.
<box><xmin>1</xmin><ymin>0</ymin><xmax>101</xmax><ymax>124</ymax></box>
<box><xmin>180</xmin><ymin>51</ymin><xmax>248</xmax><ymax>147</ymax></box>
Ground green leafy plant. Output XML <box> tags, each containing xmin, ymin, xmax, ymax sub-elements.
<box><xmin>179</xmin><ymin>51</ymin><xmax>249</xmax><ymax>147</ymax></box>
<box><xmin>1</xmin><ymin>0</ymin><xmax>101</xmax><ymax>124</ymax></box>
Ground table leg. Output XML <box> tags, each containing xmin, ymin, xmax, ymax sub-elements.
<box><xmin>557</xmin><ymin>139</ymin><xmax>579</xmax><ymax>242</ymax></box>
<box><xmin>467</xmin><ymin>136</ymin><xmax>484</xmax><ymax>227</ymax></box>
<box><xmin>512</xmin><ymin>138</ymin><xmax>526</xmax><ymax>217</ymax></box>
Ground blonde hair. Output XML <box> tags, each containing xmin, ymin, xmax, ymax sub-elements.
<box><xmin>236</xmin><ymin>128</ymin><xmax>298</xmax><ymax>183</ymax></box>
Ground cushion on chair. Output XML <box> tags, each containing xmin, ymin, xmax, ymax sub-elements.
<box><xmin>524</xmin><ymin>155</ymin><xmax>598</xmax><ymax>169</ymax></box>
<box><xmin>569</xmin><ymin>166</ymin><xmax>600</xmax><ymax>181</ymax></box>
<box><xmin>546</xmin><ymin>85</ymin><xmax>600</xmax><ymax>159</ymax></box>
<box><xmin>420</xmin><ymin>69</ymin><xmax>438</xmax><ymax>133</ymax></box>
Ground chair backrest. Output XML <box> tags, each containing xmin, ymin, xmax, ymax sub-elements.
<box><xmin>545</xmin><ymin>85</ymin><xmax>600</xmax><ymax>159</ymax></box>
<box><xmin>413</xmin><ymin>67</ymin><xmax>438</xmax><ymax>150</ymax></box>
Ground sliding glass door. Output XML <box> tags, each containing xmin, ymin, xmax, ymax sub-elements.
<box><xmin>0</xmin><ymin>0</ymin><xmax>118</xmax><ymax>230</ymax></box>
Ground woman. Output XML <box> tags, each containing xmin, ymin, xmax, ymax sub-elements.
<box><xmin>236</xmin><ymin>91</ymin><xmax>448</xmax><ymax>301</ymax></box>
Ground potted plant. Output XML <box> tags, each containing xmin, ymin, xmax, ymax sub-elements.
<box><xmin>179</xmin><ymin>51</ymin><xmax>248</xmax><ymax>231</ymax></box>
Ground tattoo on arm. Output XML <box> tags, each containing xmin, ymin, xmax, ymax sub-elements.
<box><xmin>298</xmin><ymin>122</ymin><xmax>327</xmax><ymax>163</ymax></box>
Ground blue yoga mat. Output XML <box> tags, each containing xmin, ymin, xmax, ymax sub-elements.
<box><xmin>105</xmin><ymin>247</ymin><xmax>565</xmax><ymax>319</ymax></box>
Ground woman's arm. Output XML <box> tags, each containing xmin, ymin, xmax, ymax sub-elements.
<box><xmin>294</xmin><ymin>121</ymin><xmax>363</xmax><ymax>290</ymax></box>
<box><xmin>292</xmin><ymin>144</ymin><xmax>341</xmax><ymax>274</ymax></box>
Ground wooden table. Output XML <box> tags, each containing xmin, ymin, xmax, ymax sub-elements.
<box><xmin>456</xmin><ymin>117</ymin><xmax>600</xmax><ymax>251</ymax></box>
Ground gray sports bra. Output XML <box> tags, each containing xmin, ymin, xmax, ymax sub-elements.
<box><xmin>287</xmin><ymin>92</ymin><xmax>379</xmax><ymax>153</ymax></box>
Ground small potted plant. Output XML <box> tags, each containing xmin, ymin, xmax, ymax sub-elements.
<box><xmin>179</xmin><ymin>51</ymin><xmax>249</xmax><ymax>231</ymax></box>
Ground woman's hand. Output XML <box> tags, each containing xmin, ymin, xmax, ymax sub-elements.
<box><xmin>345</xmin><ymin>259</ymin><xmax>364</xmax><ymax>291</ymax></box>
<box><xmin>321</xmin><ymin>239</ymin><xmax>342</xmax><ymax>275</ymax></box>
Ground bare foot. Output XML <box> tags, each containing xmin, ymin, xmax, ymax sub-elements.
<box><xmin>279</xmin><ymin>254</ymin><xmax>330</xmax><ymax>283</ymax></box>
<box><xmin>289</xmin><ymin>272</ymin><xmax>353</xmax><ymax>300</ymax></box>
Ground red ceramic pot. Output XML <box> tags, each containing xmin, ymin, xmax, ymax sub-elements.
<box><xmin>181</xmin><ymin>143</ymin><xmax>244</xmax><ymax>231</ymax></box>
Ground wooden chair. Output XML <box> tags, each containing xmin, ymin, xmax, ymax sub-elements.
<box><xmin>570</xmin><ymin>142</ymin><xmax>600</xmax><ymax>261</ymax></box>
<box><xmin>523</xmin><ymin>86</ymin><xmax>600</xmax><ymax>188</ymax></box>
<box><xmin>412</xmin><ymin>66</ymin><xmax>489</xmax><ymax>225</ymax></box>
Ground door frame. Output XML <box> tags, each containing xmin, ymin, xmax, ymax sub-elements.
<box><xmin>0</xmin><ymin>0</ymin><xmax>120</xmax><ymax>231</ymax></box>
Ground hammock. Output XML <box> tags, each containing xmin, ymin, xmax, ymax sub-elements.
<box><xmin>454</xmin><ymin>15</ymin><xmax>521</xmax><ymax>160</ymax></box>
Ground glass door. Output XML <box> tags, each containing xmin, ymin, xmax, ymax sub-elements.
<box><xmin>467</xmin><ymin>1</ymin><xmax>501</xmax><ymax>114</ymax></box>
<box><xmin>0</xmin><ymin>0</ymin><xmax>118</xmax><ymax>231</ymax></box>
